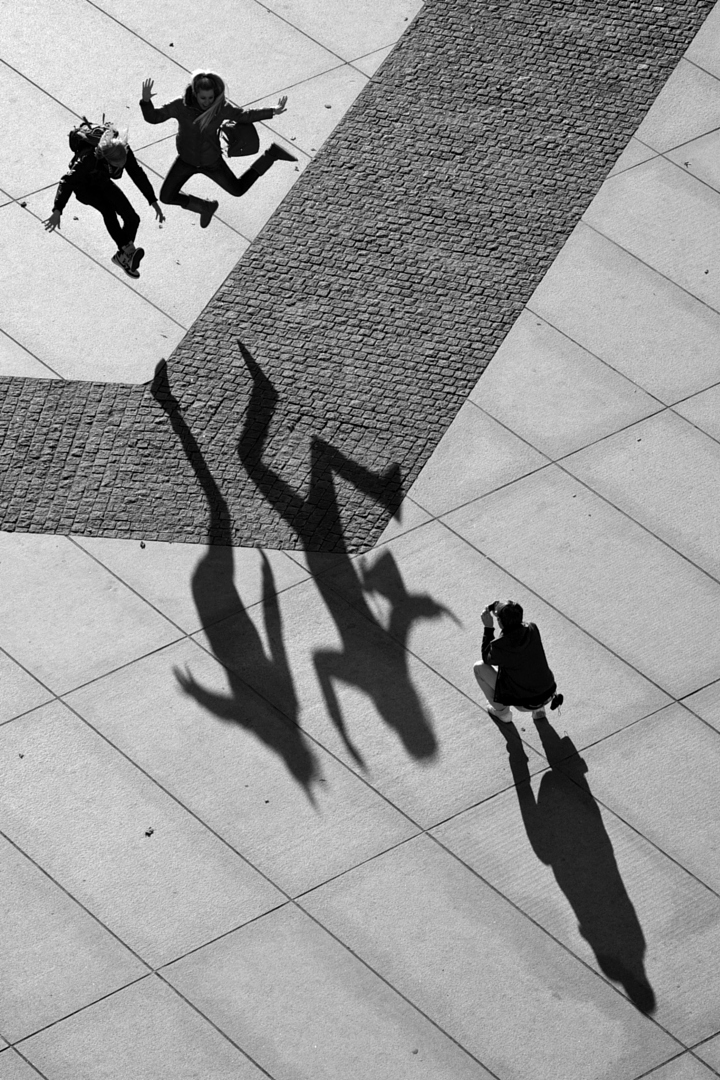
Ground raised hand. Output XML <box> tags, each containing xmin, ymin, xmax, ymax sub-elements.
<box><xmin>142</xmin><ymin>78</ymin><xmax>155</xmax><ymax>102</ymax></box>
<box><xmin>274</xmin><ymin>94</ymin><xmax>288</xmax><ymax>115</ymax></box>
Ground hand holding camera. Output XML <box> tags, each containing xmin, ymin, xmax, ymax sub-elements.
<box><xmin>481</xmin><ymin>601</ymin><xmax>498</xmax><ymax>628</ymax></box>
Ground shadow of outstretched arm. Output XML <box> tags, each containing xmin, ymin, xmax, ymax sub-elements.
<box><xmin>236</xmin><ymin>345</ymin><xmax>446</xmax><ymax>767</ymax></box>
<box><xmin>151</xmin><ymin>361</ymin><xmax>318</xmax><ymax>797</ymax></box>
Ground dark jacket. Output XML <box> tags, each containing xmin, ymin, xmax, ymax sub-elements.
<box><xmin>53</xmin><ymin>147</ymin><xmax>157</xmax><ymax>213</ymax></box>
<box><xmin>482</xmin><ymin>622</ymin><xmax>556</xmax><ymax>707</ymax></box>
<box><xmin>139</xmin><ymin>91</ymin><xmax>274</xmax><ymax>167</ymax></box>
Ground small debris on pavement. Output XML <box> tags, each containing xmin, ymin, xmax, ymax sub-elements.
<box><xmin>145</xmin><ymin>827</ymin><xmax>154</xmax><ymax>836</ymax></box>
<box><xmin>140</xmin><ymin>540</ymin><xmax>146</xmax><ymax>548</ymax></box>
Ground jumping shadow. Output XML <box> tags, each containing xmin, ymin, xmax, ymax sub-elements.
<box><xmin>507</xmin><ymin>718</ymin><xmax>656</xmax><ymax>1013</ymax></box>
<box><xmin>237</xmin><ymin>345</ymin><xmax>453</xmax><ymax>769</ymax></box>
<box><xmin>151</xmin><ymin>362</ymin><xmax>318</xmax><ymax>795</ymax></box>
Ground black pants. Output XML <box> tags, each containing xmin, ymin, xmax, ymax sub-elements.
<box><xmin>76</xmin><ymin>181</ymin><xmax>140</xmax><ymax>249</ymax></box>
<box><xmin>160</xmin><ymin>155</ymin><xmax>259</xmax><ymax>206</ymax></box>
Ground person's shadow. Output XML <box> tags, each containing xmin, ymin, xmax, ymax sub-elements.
<box><xmin>237</xmin><ymin>344</ymin><xmax>455</xmax><ymax>769</ymax></box>
<box><xmin>505</xmin><ymin>718</ymin><xmax>656</xmax><ymax>1014</ymax></box>
<box><xmin>150</xmin><ymin>361</ymin><xmax>318</xmax><ymax>796</ymax></box>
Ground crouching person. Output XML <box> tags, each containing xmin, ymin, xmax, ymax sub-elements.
<box><xmin>474</xmin><ymin>600</ymin><xmax>563</xmax><ymax>724</ymax></box>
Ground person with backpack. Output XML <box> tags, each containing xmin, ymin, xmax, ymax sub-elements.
<box><xmin>140</xmin><ymin>70</ymin><xmax>296</xmax><ymax>229</ymax></box>
<box><xmin>43</xmin><ymin>122</ymin><xmax>164</xmax><ymax>278</ymax></box>
<box><xmin>474</xmin><ymin>600</ymin><xmax>563</xmax><ymax>724</ymax></box>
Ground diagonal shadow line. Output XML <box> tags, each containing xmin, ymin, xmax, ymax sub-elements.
<box><xmin>150</xmin><ymin>360</ymin><xmax>320</xmax><ymax>797</ymax></box>
<box><xmin>501</xmin><ymin>716</ymin><xmax>656</xmax><ymax>1014</ymax></box>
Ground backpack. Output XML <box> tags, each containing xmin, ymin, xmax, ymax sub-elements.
<box><xmin>68</xmin><ymin>117</ymin><xmax>115</xmax><ymax>162</ymax></box>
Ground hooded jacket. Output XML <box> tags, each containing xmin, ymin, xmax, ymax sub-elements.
<box><xmin>53</xmin><ymin>147</ymin><xmax>157</xmax><ymax>213</ymax></box>
<box><xmin>481</xmin><ymin>621</ymin><xmax>556</xmax><ymax>707</ymax></box>
<box><xmin>139</xmin><ymin>82</ymin><xmax>274</xmax><ymax>168</ymax></box>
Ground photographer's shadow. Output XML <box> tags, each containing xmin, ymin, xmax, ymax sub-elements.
<box><xmin>509</xmin><ymin>718</ymin><xmax>656</xmax><ymax>1014</ymax></box>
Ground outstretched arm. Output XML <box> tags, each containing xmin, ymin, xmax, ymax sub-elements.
<box><xmin>139</xmin><ymin>78</ymin><xmax>176</xmax><ymax>124</ymax></box>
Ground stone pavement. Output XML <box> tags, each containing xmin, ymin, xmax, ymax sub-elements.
<box><xmin>2</xmin><ymin>2</ymin><xmax>720</xmax><ymax>1079</ymax></box>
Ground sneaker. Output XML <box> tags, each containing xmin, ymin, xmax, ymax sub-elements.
<box><xmin>129</xmin><ymin>246</ymin><xmax>145</xmax><ymax>272</ymax></box>
<box><xmin>112</xmin><ymin>251</ymin><xmax>139</xmax><ymax>278</ymax></box>
<box><xmin>485</xmin><ymin>706</ymin><xmax>513</xmax><ymax>724</ymax></box>
<box><xmin>199</xmin><ymin>200</ymin><xmax>218</xmax><ymax>229</ymax></box>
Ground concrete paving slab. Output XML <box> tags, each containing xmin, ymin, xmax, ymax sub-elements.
<box><xmin>19</xmin><ymin>975</ymin><xmax>267</xmax><ymax>1080</ymax></box>
<box><xmin>645</xmin><ymin>1055</ymin><xmax>720</xmax><ymax>1080</ymax></box>
<box><xmin>0</xmin><ymin>833</ymin><xmax>145</xmax><ymax>1042</ymax></box>
<box><xmin>66</xmin><ymin>638</ymin><xmax>419</xmax><ymax>895</ymax></box>
<box><xmin>260</xmin><ymin>0</ymin><xmax>422</xmax><ymax>62</ymax></box>
<box><xmin>351</xmin><ymin>44</ymin><xmax>395</xmax><ymax>77</ymax></box>
<box><xmin>607</xmin><ymin>137</ymin><xmax>657</xmax><ymax>177</ymax></box>
<box><xmin>696</xmin><ymin>1034</ymin><xmax>720</xmax><ymax>1072</ymax></box>
<box><xmin>0</xmin><ymin>1053</ymin><xmax>44</xmax><ymax>1080</ymax></box>
<box><xmin>682</xmin><ymin>679</ymin><xmax>720</xmax><ymax>732</ymax></box>
<box><xmin>634</xmin><ymin>59</ymin><xmax>720</xmax><ymax>152</ymax></box>
<box><xmin>0</xmin><ymin>64</ymin><xmax>79</xmax><ymax>199</ymax></box>
<box><xmin>433</xmin><ymin>773</ymin><xmax>720</xmax><ymax>1044</ymax></box>
<box><xmin>0</xmin><ymin>202</ymin><xmax>183</xmax><ymax>382</ymax></box>
<box><xmin>0</xmin><ymin>702</ymin><xmax>283</xmax><ymax>967</ymax></box>
<box><xmin>405</xmin><ymin>399</ymin><xmax>546</xmax><ymax>516</ymax></box>
<box><xmin>684</xmin><ymin>0</ymin><xmax>720</xmax><ymax>79</ymax></box>
<box><xmin>0</xmin><ymin>330</ymin><xmax>58</xmax><ymax>380</ymax></box>
<box><xmin>0</xmin><ymin>652</ymin><xmax>52</xmax><ymax>725</ymax></box>
<box><xmin>74</xmin><ymin>536</ymin><xmax>309</xmax><ymax>634</ymax></box>
<box><xmin>407</xmin><ymin>400</ymin><xmax>548</xmax><ymax>516</ymax></box>
<box><xmin>1</xmin><ymin>0</ymin><xmax>190</xmax><ymax>127</ymax></box>
<box><xmin>189</xmin><ymin>571</ymin><xmax>542</xmax><ymax>825</ymax></box>
<box><xmin>136</xmin><ymin>129</ymin><xmax>307</xmax><ymax>243</ymax></box>
<box><xmin>673</xmin><ymin>381</ymin><xmax>720</xmax><ymax>441</ymax></box>
<box><xmin>301</xmin><ymin>835</ymin><xmax>679</xmax><ymax>1080</ymax></box>
<box><xmin>564</xmin><ymin>410</ymin><xmax>720</xmax><ymax>579</ymax></box>
<box><xmin>92</xmin><ymin>0</ymin><xmax>341</xmax><ymax>104</ymax></box>
<box><xmin>583</xmin><ymin>157</ymin><xmax>720</xmax><ymax>313</ymax></box>
<box><xmin>327</xmin><ymin>519</ymin><xmax>671</xmax><ymax>754</ymax></box>
<box><xmin>666</xmin><ymin>130</ymin><xmax>720</xmax><ymax>195</ymax></box>
<box><xmin>469</xmin><ymin>311</ymin><xmax>662</xmax><ymax>460</ymax></box>
<box><xmin>528</xmin><ymin>223</ymin><xmax>720</xmax><ymax>404</ymax></box>
<box><xmin>0</xmin><ymin>534</ymin><xmax>180</xmax><ymax>695</ymax></box>
<box><xmin>581</xmin><ymin>705</ymin><xmax>720</xmax><ymax>895</ymax></box>
<box><xmin>444</xmin><ymin>468</ymin><xmax>720</xmax><ymax>699</ymax></box>
<box><xmin>165</xmin><ymin>903</ymin><xmax>492</xmax><ymax>1080</ymax></box>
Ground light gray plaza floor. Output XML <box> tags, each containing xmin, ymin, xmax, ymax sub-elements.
<box><xmin>2</xmin><ymin>2</ymin><xmax>720</xmax><ymax>1079</ymax></box>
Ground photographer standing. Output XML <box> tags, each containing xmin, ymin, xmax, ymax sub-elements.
<box><xmin>474</xmin><ymin>600</ymin><xmax>561</xmax><ymax>723</ymax></box>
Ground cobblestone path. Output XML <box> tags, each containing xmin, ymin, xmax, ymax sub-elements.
<box><xmin>0</xmin><ymin>0</ymin><xmax>712</xmax><ymax>550</ymax></box>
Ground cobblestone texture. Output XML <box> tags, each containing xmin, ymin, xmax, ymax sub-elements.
<box><xmin>0</xmin><ymin>0</ymin><xmax>713</xmax><ymax>550</ymax></box>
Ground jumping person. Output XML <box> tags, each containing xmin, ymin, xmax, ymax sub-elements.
<box><xmin>139</xmin><ymin>70</ymin><xmax>296</xmax><ymax>228</ymax></box>
<box><xmin>44</xmin><ymin>126</ymin><xmax>164</xmax><ymax>278</ymax></box>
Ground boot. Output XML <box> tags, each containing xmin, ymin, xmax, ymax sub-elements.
<box><xmin>185</xmin><ymin>195</ymin><xmax>218</xmax><ymax>228</ymax></box>
<box><xmin>251</xmin><ymin>142</ymin><xmax>298</xmax><ymax>177</ymax></box>
<box><xmin>122</xmin><ymin>241</ymin><xmax>144</xmax><ymax>272</ymax></box>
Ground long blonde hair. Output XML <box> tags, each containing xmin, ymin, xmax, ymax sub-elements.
<box><xmin>191</xmin><ymin>70</ymin><xmax>226</xmax><ymax>130</ymax></box>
